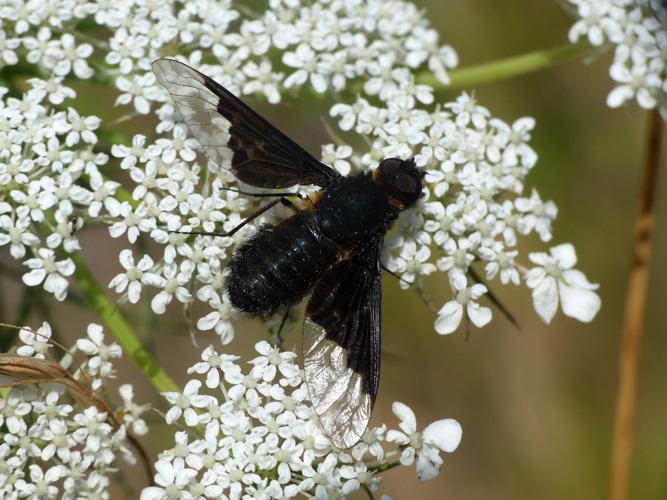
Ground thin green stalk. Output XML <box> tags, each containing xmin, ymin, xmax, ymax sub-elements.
<box><xmin>417</xmin><ymin>40</ymin><xmax>598</xmax><ymax>90</ymax></box>
<box><xmin>369</xmin><ymin>460</ymin><xmax>401</xmax><ymax>474</ymax></box>
<box><xmin>71</xmin><ymin>252</ymin><xmax>179</xmax><ymax>393</ymax></box>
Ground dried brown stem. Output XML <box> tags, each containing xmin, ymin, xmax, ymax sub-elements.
<box><xmin>608</xmin><ymin>109</ymin><xmax>664</xmax><ymax>500</ymax></box>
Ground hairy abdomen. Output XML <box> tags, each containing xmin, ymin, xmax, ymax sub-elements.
<box><xmin>225</xmin><ymin>212</ymin><xmax>341</xmax><ymax>316</ymax></box>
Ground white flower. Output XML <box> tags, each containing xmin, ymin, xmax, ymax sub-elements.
<box><xmin>150</xmin><ymin>261</ymin><xmax>193</xmax><ymax>314</ymax></box>
<box><xmin>115</xmin><ymin>73</ymin><xmax>158</xmax><ymax>114</ymax></box>
<box><xmin>435</xmin><ymin>277</ymin><xmax>492</xmax><ymax>335</ymax></box>
<box><xmin>119</xmin><ymin>384</ymin><xmax>150</xmax><ymax>436</ymax></box>
<box><xmin>140</xmin><ymin>458</ymin><xmax>198</xmax><ymax>500</ymax></box>
<box><xmin>48</xmin><ymin>33</ymin><xmax>94</xmax><ymax>79</ymax></box>
<box><xmin>22</xmin><ymin>248</ymin><xmax>74</xmax><ymax>301</ymax></box>
<box><xmin>196</xmin><ymin>292</ymin><xmax>235</xmax><ymax>343</ymax></box>
<box><xmin>386</xmin><ymin>402</ymin><xmax>462</xmax><ymax>481</ymax></box>
<box><xmin>283</xmin><ymin>43</ymin><xmax>327</xmax><ymax>93</ymax></box>
<box><xmin>567</xmin><ymin>0</ymin><xmax>667</xmax><ymax>114</ymax></box>
<box><xmin>108</xmin><ymin>249</ymin><xmax>164</xmax><ymax>304</ymax></box>
<box><xmin>26</xmin><ymin>77</ymin><xmax>76</xmax><ymax>105</ymax></box>
<box><xmin>0</xmin><ymin>213</ymin><xmax>40</xmax><ymax>258</ymax></box>
<box><xmin>111</xmin><ymin>134</ymin><xmax>159</xmax><ymax>169</ymax></box>
<box><xmin>76</xmin><ymin>323</ymin><xmax>122</xmax><ymax>383</ymax></box>
<box><xmin>249</xmin><ymin>341</ymin><xmax>300</xmax><ymax>383</ymax></box>
<box><xmin>163</xmin><ymin>380</ymin><xmax>215</xmax><ymax>426</ymax></box>
<box><xmin>14</xmin><ymin>464</ymin><xmax>67</xmax><ymax>499</ymax></box>
<box><xmin>17</xmin><ymin>321</ymin><xmax>53</xmax><ymax>359</ymax></box>
<box><xmin>607</xmin><ymin>60</ymin><xmax>662</xmax><ymax>109</ymax></box>
<box><xmin>187</xmin><ymin>345</ymin><xmax>239</xmax><ymax>389</ymax></box>
<box><xmin>320</xmin><ymin>144</ymin><xmax>353</xmax><ymax>176</ymax></box>
<box><xmin>243</xmin><ymin>60</ymin><xmax>283</xmax><ymax>104</ymax></box>
<box><xmin>385</xmin><ymin>240</ymin><xmax>436</xmax><ymax>289</ymax></box>
<box><xmin>108</xmin><ymin>201</ymin><xmax>153</xmax><ymax>243</ymax></box>
<box><xmin>526</xmin><ymin>243</ymin><xmax>601</xmax><ymax>323</ymax></box>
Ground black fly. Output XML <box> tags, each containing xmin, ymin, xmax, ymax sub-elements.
<box><xmin>153</xmin><ymin>58</ymin><xmax>424</xmax><ymax>448</ymax></box>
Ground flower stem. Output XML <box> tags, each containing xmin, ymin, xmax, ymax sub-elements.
<box><xmin>608</xmin><ymin>109</ymin><xmax>664</xmax><ymax>500</ymax></box>
<box><xmin>417</xmin><ymin>40</ymin><xmax>597</xmax><ymax>90</ymax></box>
<box><xmin>71</xmin><ymin>252</ymin><xmax>180</xmax><ymax>393</ymax></box>
<box><xmin>369</xmin><ymin>460</ymin><xmax>401</xmax><ymax>473</ymax></box>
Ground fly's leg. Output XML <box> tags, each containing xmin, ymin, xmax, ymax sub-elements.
<box><xmin>170</xmin><ymin>197</ymin><xmax>284</xmax><ymax>238</ymax></box>
<box><xmin>170</xmin><ymin>192</ymin><xmax>303</xmax><ymax>238</ymax></box>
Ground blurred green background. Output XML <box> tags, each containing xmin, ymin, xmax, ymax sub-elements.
<box><xmin>2</xmin><ymin>1</ymin><xmax>665</xmax><ymax>499</ymax></box>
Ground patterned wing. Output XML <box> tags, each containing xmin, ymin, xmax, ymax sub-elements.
<box><xmin>152</xmin><ymin>58</ymin><xmax>339</xmax><ymax>188</ymax></box>
<box><xmin>303</xmin><ymin>240</ymin><xmax>382</xmax><ymax>448</ymax></box>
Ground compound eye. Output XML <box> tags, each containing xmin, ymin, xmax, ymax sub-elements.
<box><xmin>396</xmin><ymin>174</ymin><xmax>417</xmax><ymax>193</ymax></box>
<box><xmin>380</xmin><ymin>158</ymin><xmax>401</xmax><ymax>174</ymax></box>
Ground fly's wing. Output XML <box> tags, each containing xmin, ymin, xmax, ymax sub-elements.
<box><xmin>303</xmin><ymin>240</ymin><xmax>382</xmax><ymax>448</ymax></box>
<box><xmin>152</xmin><ymin>58</ymin><xmax>339</xmax><ymax>188</ymax></box>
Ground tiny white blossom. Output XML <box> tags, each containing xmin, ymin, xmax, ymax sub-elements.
<box><xmin>526</xmin><ymin>243</ymin><xmax>601</xmax><ymax>323</ymax></box>
<box><xmin>387</xmin><ymin>402</ymin><xmax>462</xmax><ymax>481</ymax></box>
<box><xmin>435</xmin><ymin>277</ymin><xmax>492</xmax><ymax>335</ymax></box>
<box><xmin>108</xmin><ymin>249</ymin><xmax>164</xmax><ymax>304</ymax></box>
<box><xmin>22</xmin><ymin>248</ymin><xmax>74</xmax><ymax>301</ymax></box>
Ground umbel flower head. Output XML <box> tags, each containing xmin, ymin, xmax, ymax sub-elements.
<box><xmin>0</xmin><ymin>322</ymin><xmax>149</xmax><ymax>499</ymax></box>
<box><xmin>0</xmin><ymin>0</ymin><xmax>610</xmax><ymax>498</ymax></box>
<box><xmin>142</xmin><ymin>342</ymin><xmax>463</xmax><ymax>499</ymax></box>
<box><xmin>567</xmin><ymin>0</ymin><xmax>667</xmax><ymax>117</ymax></box>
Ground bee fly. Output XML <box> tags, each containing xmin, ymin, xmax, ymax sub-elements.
<box><xmin>153</xmin><ymin>58</ymin><xmax>424</xmax><ymax>448</ymax></box>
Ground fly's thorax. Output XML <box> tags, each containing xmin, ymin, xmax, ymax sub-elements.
<box><xmin>314</xmin><ymin>173</ymin><xmax>395</xmax><ymax>248</ymax></box>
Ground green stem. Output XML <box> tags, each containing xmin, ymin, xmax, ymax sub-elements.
<box><xmin>417</xmin><ymin>40</ymin><xmax>599</xmax><ymax>90</ymax></box>
<box><xmin>369</xmin><ymin>460</ymin><xmax>401</xmax><ymax>474</ymax></box>
<box><xmin>71</xmin><ymin>252</ymin><xmax>180</xmax><ymax>393</ymax></box>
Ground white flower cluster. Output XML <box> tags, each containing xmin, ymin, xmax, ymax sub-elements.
<box><xmin>0</xmin><ymin>322</ymin><xmax>149</xmax><ymax>499</ymax></box>
<box><xmin>568</xmin><ymin>0</ymin><xmax>667</xmax><ymax>117</ymax></box>
<box><xmin>142</xmin><ymin>342</ymin><xmax>462</xmax><ymax>499</ymax></box>
<box><xmin>0</xmin><ymin>80</ymin><xmax>118</xmax><ymax>301</ymax></box>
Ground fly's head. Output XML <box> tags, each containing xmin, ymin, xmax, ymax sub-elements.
<box><xmin>374</xmin><ymin>157</ymin><xmax>424</xmax><ymax>209</ymax></box>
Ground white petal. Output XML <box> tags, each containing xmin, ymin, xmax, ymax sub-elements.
<box><xmin>550</xmin><ymin>243</ymin><xmax>577</xmax><ymax>269</ymax></box>
<box><xmin>532</xmin><ymin>277</ymin><xmax>558</xmax><ymax>324</ymax></box>
<box><xmin>558</xmin><ymin>283</ymin><xmax>601</xmax><ymax>322</ymax></box>
<box><xmin>196</xmin><ymin>311</ymin><xmax>220</xmax><ymax>331</ymax></box>
<box><xmin>415</xmin><ymin>446</ymin><xmax>442</xmax><ymax>481</ymax></box>
<box><xmin>385</xmin><ymin>429</ymin><xmax>410</xmax><ymax>445</ymax></box>
<box><xmin>119</xmin><ymin>248</ymin><xmax>134</xmax><ymax>269</ymax></box>
<box><xmin>23</xmin><ymin>268</ymin><xmax>46</xmax><ymax>286</ymax></box>
<box><xmin>140</xmin><ymin>487</ymin><xmax>165</xmax><ymax>500</ymax></box>
<box><xmin>127</xmin><ymin>281</ymin><xmax>142</xmax><ymax>303</ymax></box>
<box><xmin>76</xmin><ymin>338</ymin><xmax>98</xmax><ymax>355</ymax></box>
<box><xmin>423</xmin><ymin>419</ymin><xmax>462</xmax><ymax>452</ymax></box>
<box><xmin>561</xmin><ymin>269</ymin><xmax>598</xmax><ymax>290</ymax></box>
<box><xmin>434</xmin><ymin>301</ymin><xmax>463</xmax><ymax>335</ymax></box>
<box><xmin>391</xmin><ymin>401</ymin><xmax>417</xmax><ymax>432</ymax></box>
<box><xmin>87</xmin><ymin>323</ymin><xmax>104</xmax><ymax>345</ymax></box>
<box><xmin>467</xmin><ymin>303</ymin><xmax>492</xmax><ymax>328</ymax></box>
<box><xmin>607</xmin><ymin>85</ymin><xmax>634</xmax><ymax>108</ymax></box>
<box><xmin>151</xmin><ymin>291</ymin><xmax>171</xmax><ymax>314</ymax></box>
<box><xmin>165</xmin><ymin>406</ymin><xmax>181</xmax><ymax>424</ymax></box>
<box><xmin>205</xmin><ymin>368</ymin><xmax>220</xmax><ymax>389</ymax></box>
<box><xmin>525</xmin><ymin>267</ymin><xmax>546</xmax><ymax>289</ymax></box>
